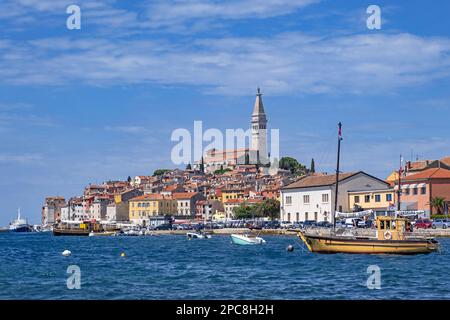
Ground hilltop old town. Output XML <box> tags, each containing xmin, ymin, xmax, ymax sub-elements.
<box><xmin>41</xmin><ymin>89</ymin><xmax>450</xmax><ymax>228</ymax></box>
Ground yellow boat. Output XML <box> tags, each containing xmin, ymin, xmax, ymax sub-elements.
<box><xmin>298</xmin><ymin>216</ymin><xmax>439</xmax><ymax>254</ymax></box>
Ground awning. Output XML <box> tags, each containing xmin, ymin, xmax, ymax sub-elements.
<box><xmin>417</xmin><ymin>183</ymin><xmax>426</xmax><ymax>188</ymax></box>
<box><xmin>408</xmin><ymin>184</ymin><xmax>417</xmax><ymax>189</ymax></box>
<box><xmin>401</xmin><ymin>184</ymin><xmax>410</xmax><ymax>189</ymax></box>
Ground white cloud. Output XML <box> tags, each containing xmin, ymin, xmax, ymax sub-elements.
<box><xmin>143</xmin><ymin>0</ymin><xmax>319</xmax><ymax>28</ymax></box>
<box><xmin>1</xmin><ymin>33</ymin><xmax>450</xmax><ymax>95</ymax></box>
<box><xmin>0</xmin><ymin>0</ymin><xmax>319</xmax><ymax>33</ymax></box>
<box><xmin>0</xmin><ymin>154</ymin><xmax>43</xmax><ymax>164</ymax></box>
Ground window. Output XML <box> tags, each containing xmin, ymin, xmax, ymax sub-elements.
<box><xmin>296</xmin><ymin>212</ymin><xmax>299</xmax><ymax>222</ymax></box>
<box><xmin>287</xmin><ymin>212</ymin><xmax>291</xmax><ymax>221</ymax></box>
<box><xmin>413</xmin><ymin>188</ymin><xmax>418</xmax><ymax>195</ymax></box>
<box><xmin>421</xmin><ymin>186</ymin><xmax>426</xmax><ymax>194</ymax></box>
<box><xmin>405</xmin><ymin>188</ymin><xmax>410</xmax><ymax>195</ymax></box>
<box><xmin>314</xmin><ymin>212</ymin><xmax>318</xmax><ymax>221</ymax></box>
<box><xmin>354</xmin><ymin>196</ymin><xmax>360</xmax><ymax>203</ymax></box>
<box><xmin>322</xmin><ymin>194</ymin><xmax>329</xmax><ymax>203</ymax></box>
<box><xmin>305</xmin><ymin>212</ymin><xmax>309</xmax><ymax>220</ymax></box>
<box><xmin>364</xmin><ymin>195</ymin><xmax>370</xmax><ymax>203</ymax></box>
<box><xmin>285</xmin><ymin>196</ymin><xmax>292</xmax><ymax>205</ymax></box>
<box><xmin>375</xmin><ymin>195</ymin><xmax>381</xmax><ymax>202</ymax></box>
<box><xmin>386</xmin><ymin>194</ymin><xmax>392</xmax><ymax>202</ymax></box>
<box><xmin>303</xmin><ymin>195</ymin><xmax>310</xmax><ymax>204</ymax></box>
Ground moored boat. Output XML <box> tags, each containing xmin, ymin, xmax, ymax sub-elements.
<box><xmin>230</xmin><ymin>233</ymin><xmax>266</xmax><ymax>245</ymax></box>
<box><xmin>53</xmin><ymin>221</ymin><xmax>94</xmax><ymax>236</ymax></box>
<box><xmin>299</xmin><ymin>215</ymin><xmax>439</xmax><ymax>254</ymax></box>
<box><xmin>9</xmin><ymin>209</ymin><xmax>33</xmax><ymax>233</ymax></box>
<box><xmin>187</xmin><ymin>232</ymin><xmax>211</xmax><ymax>239</ymax></box>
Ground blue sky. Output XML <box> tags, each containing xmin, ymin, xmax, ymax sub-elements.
<box><xmin>1</xmin><ymin>0</ymin><xmax>450</xmax><ymax>225</ymax></box>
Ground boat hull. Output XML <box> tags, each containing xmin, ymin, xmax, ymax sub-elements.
<box><xmin>9</xmin><ymin>226</ymin><xmax>33</xmax><ymax>233</ymax></box>
<box><xmin>230</xmin><ymin>234</ymin><xmax>265</xmax><ymax>245</ymax></box>
<box><xmin>53</xmin><ymin>228</ymin><xmax>90</xmax><ymax>236</ymax></box>
<box><xmin>298</xmin><ymin>232</ymin><xmax>439</xmax><ymax>254</ymax></box>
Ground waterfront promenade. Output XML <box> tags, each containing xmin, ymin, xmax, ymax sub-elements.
<box><xmin>148</xmin><ymin>227</ymin><xmax>450</xmax><ymax>237</ymax></box>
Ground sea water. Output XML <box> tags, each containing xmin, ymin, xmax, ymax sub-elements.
<box><xmin>0</xmin><ymin>233</ymin><xmax>449</xmax><ymax>299</ymax></box>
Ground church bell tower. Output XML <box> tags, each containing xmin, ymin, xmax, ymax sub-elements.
<box><xmin>251</xmin><ymin>87</ymin><xmax>268</xmax><ymax>163</ymax></box>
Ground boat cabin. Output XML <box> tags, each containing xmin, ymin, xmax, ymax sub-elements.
<box><xmin>376</xmin><ymin>216</ymin><xmax>408</xmax><ymax>241</ymax></box>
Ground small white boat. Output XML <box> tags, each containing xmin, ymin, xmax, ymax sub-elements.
<box><xmin>230</xmin><ymin>234</ymin><xmax>266</xmax><ymax>245</ymax></box>
<box><xmin>186</xmin><ymin>232</ymin><xmax>211</xmax><ymax>239</ymax></box>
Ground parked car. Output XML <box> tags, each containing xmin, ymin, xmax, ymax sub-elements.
<box><xmin>432</xmin><ymin>219</ymin><xmax>450</xmax><ymax>229</ymax></box>
<box><xmin>302</xmin><ymin>220</ymin><xmax>317</xmax><ymax>228</ymax></box>
<box><xmin>292</xmin><ymin>222</ymin><xmax>303</xmax><ymax>229</ymax></box>
<box><xmin>357</xmin><ymin>219</ymin><xmax>373</xmax><ymax>229</ymax></box>
<box><xmin>335</xmin><ymin>220</ymin><xmax>346</xmax><ymax>228</ymax></box>
<box><xmin>316</xmin><ymin>221</ymin><xmax>333</xmax><ymax>228</ymax></box>
<box><xmin>263</xmin><ymin>221</ymin><xmax>280</xmax><ymax>229</ymax></box>
<box><xmin>414</xmin><ymin>219</ymin><xmax>433</xmax><ymax>229</ymax></box>
<box><xmin>344</xmin><ymin>218</ymin><xmax>360</xmax><ymax>228</ymax></box>
<box><xmin>280</xmin><ymin>221</ymin><xmax>294</xmax><ymax>229</ymax></box>
<box><xmin>155</xmin><ymin>223</ymin><xmax>172</xmax><ymax>230</ymax></box>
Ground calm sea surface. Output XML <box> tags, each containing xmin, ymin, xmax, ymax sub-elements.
<box><xmin>1</xmin><ymin>233</ymin><xmax>449</xmax><ymax>300</ymax></box>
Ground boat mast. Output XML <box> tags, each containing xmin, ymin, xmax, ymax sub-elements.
<box><xmin>333</xmin><ymin>122</ymin><xmax>342</xmax><ymax>230</ymax></box>
<box><xmin>397</xmin><ymin>155</ymin><xmax>402</xmax><ymax>212</ymax></box>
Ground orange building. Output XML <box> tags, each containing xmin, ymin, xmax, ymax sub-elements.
<box><xmin>395</xmin><ymin>167</ymin><xmax>450</xmax><ymax>214</ymax></box>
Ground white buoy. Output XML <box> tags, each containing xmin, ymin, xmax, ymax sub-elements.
<box><xmin>62</xmin><ymin>250</ymin><xmax>71</xmax><ymax>256</ymax></box>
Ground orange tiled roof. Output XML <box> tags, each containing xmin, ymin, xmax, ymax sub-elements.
<box><xmin>403</xmin><ymin>167</ymin><xmax>450</xmax><ymax>180</ymax></box>
<box><xmin>441</xmin><ymin>156</ymin><xmax>450</xmax><ymax>166</ymax></box>
<box><xmin>172</xmin><ymin>192</ymin><xmax>198</xmax><ymax>199</ymax></box>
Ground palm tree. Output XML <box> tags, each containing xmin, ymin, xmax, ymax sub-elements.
<box><xmin>430</xmin><ymin>197</ymin><xmax>446</xmax><ymax>215</ymax></box>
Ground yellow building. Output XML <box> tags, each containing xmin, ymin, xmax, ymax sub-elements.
<box><xmin>386</xmin><ymin>171</ymin><xmax>399</xmax><ymax>186</ymax></box>
<box><xmin>221</xmin><ymin>189</ymin><xmax>246</xmax><ymax>204</ymax></box>
<box><xmin>348</xmin><ymin>189</ymin><xmax>395</xmax><ymax>214</ymax></box>
<box><xmin>129</xmin><ymin>194</ymin><xmax>176</xmax><ymax>224</ymax></box>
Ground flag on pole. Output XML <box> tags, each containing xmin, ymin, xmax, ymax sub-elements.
<box><xmin>338</xmin><ymin>122</ymin><xmax>342</xmax><ymax>140</ymax></box>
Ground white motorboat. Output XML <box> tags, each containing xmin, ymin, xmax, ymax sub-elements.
<box><xmin>230</xmin><ymin>233</ymin><xmax>266</xmax><ymax>245</ymax></box>
<box><xmin>186</xmin><ymin>232</ymin><xmax>211</xmax><ymax>239</ymax></box>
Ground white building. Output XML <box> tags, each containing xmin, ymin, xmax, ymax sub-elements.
<box><xmin>280</xmin><ymin>171</ymin><xmax>391</xmax><ymax>223</ymax></box>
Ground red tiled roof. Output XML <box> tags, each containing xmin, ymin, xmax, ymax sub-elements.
<box><xmin>403</xmin><ymin>167</ymin><xmax>450</xmax><ymax>180</ymax></box>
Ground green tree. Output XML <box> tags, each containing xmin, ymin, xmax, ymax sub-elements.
<box><xmin>257</xmin><ymin>199</ymin><xmax>280</xmax><ymax>220</ymax></box>
<box><xmin>153</xmin><ymin>169</ymin><xmax>170</xmax><ymax>176</ymax></box>
<box><xmin>310</xmin><ymin>158</ymin><xmax>315</xmax><ymax>173</ymax></box>
<box><xmin>214</xmin><ymin>168</ymin><xmax>232</xmax><ymax>175</ymax></box>
<box><xmin>186</xmin><ymin>163</ymin><xmax>192</xmax><ymax>170</ymax></box>
<box><xmin>279</xmin><ymin>157</ymin><xmax>308</xmax><ymax>176</ymax></box>
<box><xmin>200</xmin><ymin>157</ymin><xmax>205</xmax><ymax>174</ymax></box>
<box><xmin>232</xmin><ymin>204</ymin><xmax>258</xmax><ymax>219</ymax></box>
<box><xmin>430</xmin><ymin>197</ymin><xmax>446</xmax><ymax>214</ymax></box>
<box><xmin>127</xmin><ymin>176</ymin><xmax>132</xmax><ymax>183</ymax></box>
